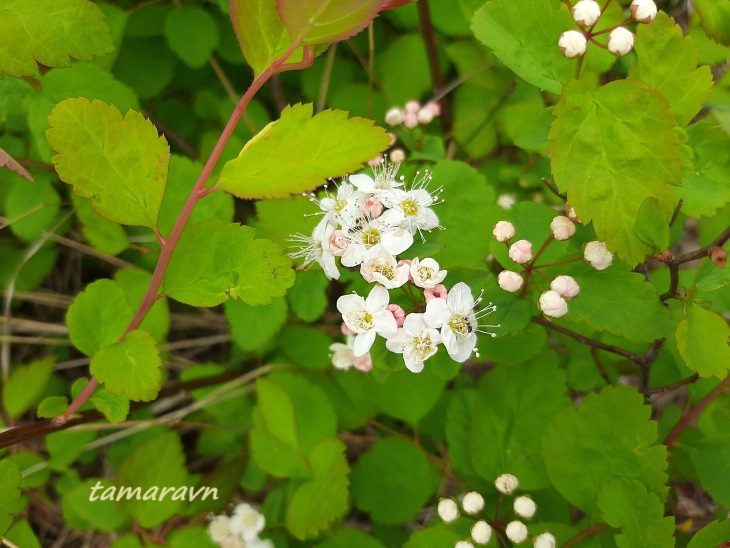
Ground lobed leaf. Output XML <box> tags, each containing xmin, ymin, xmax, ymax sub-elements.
<box><xmin>277</xmin><ymin>0</ymin><xmax>383</xmax><ymax>46</ymax></box>
<box><xmin>676</xmin><ymin>302</ymin><xmax>730</xmax><ymax>379</ymax></box>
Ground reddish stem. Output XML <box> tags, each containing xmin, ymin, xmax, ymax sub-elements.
<box><xmin>665</xmin><ymin>377</ymin><xmax>730</xmax><ymax>448</ymax></box>
<box><xmin>563</xmin><ymin>523</ymin><xmax>611</xmax><ymax>548</ymax></box>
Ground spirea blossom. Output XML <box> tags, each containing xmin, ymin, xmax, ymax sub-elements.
<box><xmin>462</xmin><ymin>491</ymin><xmax>485</xmax><ymax>514</ymax></box>
<box><xmin>337</xmin><ymin>285</ymin><xmax>397</xmax><ymax>356</ymax></box>
<box><xmin>360</xmin><ymin>250</ymin><xmax>409</xmax><ymax>288</ymax></box>
<box><xmin>386</xmin><ymin>313</ymin><xmax>442</xmax><ymax>373</ymax></box>
<box><xmin>550</xmin><ymin>275</ymin><xmax>580</xmax><ymax>299</ymax></box>
<box><xmin>410</xmin><ymin>257</ymin><xmax>447</xmax><ymax>288</ymax></box>
<box><xmin>550</xmin><ymin>216</ymin><xmax>576</xmax><ymax>241</ymax></box>
<box><xmin>513</xmin><ymin>496</ymin><xmax>537</xmax><ymax>519</ymax></box>
<box><xmin>498</xmin><ymin>270</ymin><xmax>523</xmax><ymax>293</ymax></box>
<box><xmin>539</xmin><ymin>290</ymin><xmax>569</xmax><ymax>319</ymax></box>
<box><xmin>509</xmin><ymin>240</ymin><xmax>533</xmax><ymax>264</ymax></box>
<box><xmin>492</xmin><ymin>220</ymin><xmax>515</xmax><ymax>242</ymax></box>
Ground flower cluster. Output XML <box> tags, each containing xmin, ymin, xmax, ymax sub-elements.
<box><xmin>208</xmin><ymin>503</ymin><xmax>272</xmax><ymax>548</ymax></box>
<box><xmin>385</xmin><ymin>99</ymin><xmax>441</xmax><ymax>129</ymax></box>
<box><xmin>437</xmin><ymin>474</ymin><xmax>556</xmax><ymax>547</ymax></box>
<box><xmin>558</xmin><ymin>0</ymin><xmax>657</xmax><ymax>59</ymax></box>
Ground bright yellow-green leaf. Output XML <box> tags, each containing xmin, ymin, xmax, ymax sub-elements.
<box><xmin>37</xmin><ymin>396</ymin><xmax>69</xmax><ymax>419</ymax></box>
<box><xmin>71</xmin><ymin>194</ymin><xmax>129</xmax><ymax>256</ymax></box>
<box><xmin>47</xmin><ymin>98</ymin><xmax>170</xmax><ymax>228</ymax></box>
<box><xmin>635</xmin><ymin>197</ymin><xmax>670</xmax><ymax>254</ymax></box>
<box><xmin>549</xmin><ymin>80</ymin><xmax>682</xmax><ymax>265</ymax></box>
<box><xmin>278</xmin><ymin>0</ymin><xmax>382</xmax><ymax>46</ymax></box>
<box><xmin>0</xmin><ymin>0</ymin><xmax>114</xmax><ymax>78</ymax></box>
<box><xmin>676</xmin><ymin>302</ymin><xmax>730</xmax><ymax>379</ymax></box>
<box><xmin>218</xmin><ymin>103</ymin><xmax>390</xmax><ymax>199</ymax></box>
<box><xmin>694</xmin><ymin>0</ymin><xmax>730</xmax><ymax>45</ymax></box>
<box><xmin>91</xmin><ymin>389</ymin><xmax>130</xmax><ymax>423</ymax></box>
<box><xmin>2</xmin><ymin>358</ymin><xmax>54</xmax><ymax>419</ymax></box>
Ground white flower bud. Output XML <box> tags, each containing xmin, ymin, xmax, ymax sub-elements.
<box><xmin>438</xmin><ymin>498</ymin><xmax>459</xmax><ymax>523</ymax></box>
<box><xmin>509</xmin><ymin>240</ymin><xmax>533</xmax><ymax>264</ymax></box>
<box><xmin>550</xmin><ymin>275</ymin><xmax>580</xmax><ymax>299</ymax></box>
<box><xmin>492</xmin><ymin>220</ymin><xmax>515</xmax><ymax>242</ymax></box>
<box><xmin>385</xmin><ymin>107</ymin><xmax>404</xmax><ymax>126</ymax></box>
<box><xmin>607</xmin><ymin>27</ymin><xmax>634</xmax><ymax>56</ymax></box>
<box><xmin>455</xmin><ymin>542</ymin><xmax>474</xmax><ymax>548</ymax></box>
<box><xmin>539</xmin><ymin>290</ymin><xmax>569</xmax><ymax>318</ymax></box>
<box><xmin>558</xmin><ymin>30</ymin><xmax>587</xmax><ymax>58</ymax></box>
<box><xmin>513</xmin><ymin>496</ymin><xmax>537</xmax><ymax>519</ymax></box>
<box><xmin>572</xmin><ymin>0</ymin><xmax>601</xmax><ymax>27</ymax></box>
<box><xmin>583</xmin><ymin>241</ymin><xmax>613</xmax><ymax>270</ymax></box>
<box><xmin>462</xmin><ymin>491</ymin><xmax>485</xmax><ymax>514</ymax></box>
<box><xmin>405</xmin><ymin>100</ymin><xmax>421</xmax><ymax>114</ymax></box>
<box><xmin>506</xmin><ymin>521</ymin><xmax>529</xmax><ymax>544</ymax></box>
<box><xmin>549</xmin><ymin>215</ymin><xmax>576</xmax><ymax>241</ymax></box>
<box><xmin>498</xmin><ymin>270</ymin><xmax>524</xmax><ymax>293</ymax></box>
<box><xmin>390</xmin><ymin>148</ymin><xmax>406</xmax><ymax>163</ymax></box>
<box><xmin>208</xmin><ymin>515</ymin><xmax>232</xmax><ymax>542</ymax></box>
<box><xmin>497</xmin><ymin>193</ymin><xmax>517</xmax><ymax>210</ymax></box>
<box><xmin>417</xmin><ymin>107</ymin><xmax>435</xmax><ymax>125</ymax></box>
<box><xmin>495</xmin><ymin>473</ymin><xmax>519</xmax><ymax>495</ymax></box>
<box><xmin>404</xmin><ymin>112</ymin><xmax>419</xmax><ymax>129</ymax></box>
<box><xmin>471</xmin><ymin>521</ymin><xmax>492</xmax><ymax>545</ymax></box>
<box><xmin>534</xmin><ymin>532</ymin><xmax>557</xmax><ymax>548</ymax></box>
<box><xmin>631</xmin><ymin>0</ymin><xmax>657</xmax><ymax>23</ymax></box>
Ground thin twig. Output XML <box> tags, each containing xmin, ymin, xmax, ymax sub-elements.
<box><xmin>417</xmin><ymin>0</ymin><xmax>452</xmax><ymax>135</ymax></box>
<box><xmin>563</xmin><ymin>523</ymin><xmax>611</xmax><ymax>548</ymax></box>
<box><xmin>665</xmin><ymin>377</ymin><xmax>730</xmax><ymax>448</ymax></box>
<box><xmin>316</xmin><ymin>43</ymin><xmax>338</xmax><ymax>113</ymax></box>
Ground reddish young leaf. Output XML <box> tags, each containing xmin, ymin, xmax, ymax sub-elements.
<box><xmin>380</xmin><ymin>0</ymin><xmax>415</xmax><ymax>10</ymax></box>
<box><xmin>0</xmin><ymin>147</ymin><xmax>34</xmax><ymax>183</ymax></box>
<box><xmin>277</xmin><ymin>0</ymin><xmax>385</xmax><ymax>45</ymax></box>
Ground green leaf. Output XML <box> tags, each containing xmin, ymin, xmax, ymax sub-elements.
<box><xmin>350</xmin><ymin>437</ymin><xmax>439</xmax><ymax>524</ymax></box>
<box><xmin>629</xmin><ymin>13</ymin><xmax>713</xmax><ymax>127</ymax></box>
<box><xmin>47</xmin><ymin>98</ymin><xmax>170</xmax><ymax>228</ymax></box>
<box><xmin>164</xmin><ymin>7</ymin><xmax>219</xmax><ymax>69</ymax></box>
<box><xmin>115</xmin><ymin>430</ymin><xmax>188</xmax><ymax>528</ymax></box>
<box><xmin>684</xmin><ymin>435</ymin><xmax>730</xmax><ymax>507</ymax></box>
<box><xmin>91</xmin><ymin>389</ymin><xmax>130</xmax><ymax>423</ymax></box>
<box><xmin>37</xmin><ymin>396</ymin><xmax>69</xmax><ymax>419</ymax></box>
<box><xmin>0</xmin><ymin>459</ymin><xmax>21</xmax><ymax>536</ymax></box>
<box><xmin>319</xmin><ymin>528</ymin><xmax>385</xmax><ymax>548</ymax></box>
<box><xmin>66</xmin><ymin>279</ymin><xmax>135</xmax><ymax>356</ymax></box>
<box><xmin>635</xmin><ymin>198</ymin><xmax>670</xmax><ymax>254</ymax></box>
<box><xmin>90</xmin><ymin>330</ymin><xmax>162</xmax><ymax>402</ymax></box>
<box><xmin>277</xmin><ymin>325</ymin><xmax>332</xmax><ymax>369</ymax></box>
<box><xmin>0</xmin><ymin>0</ymin><xmax>113</xmax><ymax>78</ymax></box>
<box><xmin>286</xmin><ymin>438</ymin><xmax>350</xmax><ymax>539</ymax></box>
<box><xmin>471</xmin><ymin>0</ymin><xmax>574</xmax><ymax>95</ymax></box>
<box><xmin>694</xmin><ymin>258</ymin><xmax>730</xmax><ymax>293</ymax></box>
<box><xmin>542</xmin><ymin>385</ymin><xmax>668</xmax><ymax>515</ymax></box>
<box><xmin>694</xmin><ymin>0</ymin><xmax>730</xmax><ymax>45</ymax></box>
<box><xmin>5</xmin><ymin>177</ymin><xmax>60</xmax><ymax>243</ymax></box>
<box><xmin>2</xmin><ymin>357</ymin><xmax>54</xmax><ymax>419</ymax></box>
<box><xmin>62</xmin><ymin>479</ymin><xmax>128</xmax><ymax>532</ymax></box>
<box><xmin>369</xmin><ymin>367</ymin><xmax>446</xmax><ymax>426</ymax></box>
<box><xmin>597</xmin><ymin>478</ymin><xmax>675</xmax><ymax>548</ymax></box>
<box><xmin>162</xmin><ymin>219</ymin><xmax>295</xmax><ymax>307</ymax></box>
<box><xmin>46</xmin><ymin>429</ymin><xmax>96</xmax><ymax>470</ymax></box>
<box><xmin>218</xmin><ymin>103</ymin><xmax>390</xmax><ymax>199</ymax></box>
<box><xmin>114</xmin><ymin>269</ymin><xmax>170</xmax><ymax>344</ymax></box>
<box><xmin>71</xmin><ymin>194</ymin><xmax>128</xmax><ymax>256</ymax></box>
<box><xmin>549</xmin><ymin>80</ymin><xmax>682</xmax><ymax>265</ymax></box>
<box><xmin>676</xmin><ymin>302</ymin><xmax>730</xmax><ymax>379</ymax></box>
<box><xmin>226</xmin><ymin>297</ymin><xmax>288</xmax><ymax>351</ymax></box>
<box><xmin>688</xmin><ymin>520</ymin><xmax>730</xmax><ymax>548</ymax></box>
<box><xmin>277</xmin><ymin>0</ymin><xmax>382</xmax><ymax>45</ymax></box>
<box><xmin>675</xmin><ymin>121</ymin><xmax>730</xmax><ymax>219</ymax></box>
<box><xmin>287</xmin><ymin>271</ymin><xmax>330</xmax><ymax>322</ymax></box>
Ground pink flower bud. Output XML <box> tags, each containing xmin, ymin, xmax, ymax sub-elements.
<box><xmin>417</xmin><ymin>107</ymin><xmax>435</xmax><ymax>125</ymax></box>
<box><xmin>352</xmin><ymin>352</ymin><xmax>373</xmax><ymax>372</ymax></box>
<box><xmin>341</xmin><ymin>322</ymin><xmax>355</xmax><ymax>335</ymax></box>
<box><xmin>550</xmin><ymin>275</ymin><xmax>580</xmax><ymax>299</ymax></box>
<box><xmin>386</xmin><ymin>304</ymin><xmax>406</xmax><ymax>327</ymax></box>
<box><xmin>559</xmin><ymin>30</ymin><xmax>587</xmax><ymax>58</ymax></box>
<box><xmin>509</xmin><ymin>240</ymin><xmax>533</xmax><ymax>264</ymax></box>
<box><xmin>361</xmin><ymin>197</ymin><xmax>383</xmax><ymax>218</ymax></box>
<box><xmin>424</xmin><ymin>283</ymin><xmax>448</xmax><ymax>302</ymax></box>
<box><xmin>607</xmin><ymin>27</ymin><xmax>634</xmax><ymax>56</ymax></box>
<box><xmin>572</xmin><ymin>0</ymin><xmax>601</xmax><ymax>27</ymax></box>
<box><xmin>389</xmin><ymin>148</ymin><xmax>406</xmax><ymax>163</ymax></box>
<box><xmin>329</xmin><ymin>229</ymin><xmax>348</xmax><ymax>256</ymax></box>
<box><xmin>583</xmin><ymin>241</ymin><xmax>613</xmax><ymax>270</ymax></box>
<box><xmin>397</xmin><ymin>258</ymin><xmax>412</xmax><ymax>269</ymax></box>
<box><xmin>498</xmin><ymin>270</ymin><xmax>523</xmax><ymax>293</ymax></box>
<box><xmin>404</xmin><ymin>100</ymin><xmax>421</xmax><ymax>114</ymax></box>
<box><xmin>385</xmin><ymin>107</ymin><xmax>404</xmax><ymax>126</ymax></box>
<box><xmin>631</xmin><ymin>0</ymin><xmax>657</xmax><ymax>23</ymax></box>
<box><xmin>403</xmin><ymin>112</ymin><xmax>419</xmax><ymax>129</ymax></box>
<box><xmin>492</xmin><ymin>220</ymin><xmax>515</xmax><ymax>243</ymax></box>
<box><xmin>425</xmin><ymin>100</ymin><xmax>441</xmax><ymax>116</ymax></box>
<box><xmin>550</xmin><ymin>215</ymin><xmax>576</xmax><ymax>241</ymax></box>
<box><xmin>368</xmin><ymin>156</ymin><xmax>383</xmax><ymax>167</ymax></box>
<box><xmin>539</xmin><ymin>290</ymin><xmax>569</xmax><ymax>318</ymax></box>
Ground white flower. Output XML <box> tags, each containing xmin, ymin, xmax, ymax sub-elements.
<box><xmin>330</xmin><ymin>340</ymin><xmax>373</xmax><ymax>372</ymax></box>
<box><xmin>424</xmin><ymin>282</ymin><xmax>497</xmax><ymax>362</ymax></box>
<box><xmin>350</xmin><ymin>160</ymin><xmax>404</xmax><ymax>196</ymax></box>
<box><xmin>505</xmin><ymin>521</ymin><xmax>529</xmax><ymax>544</ymax></box>
<box><xmin>550</xmin><ymin>275</ymin><xmax>580</xmax><ymax>299</ymax></box>
<box><xmin>230</xmin><ymin>503</ymin><xmax>265</xmax><ymax>541</ymax></box>
<box><xmin>385</xmin><ymin>107</ymin><xmax>404</xmax><ymax>126</ymax></box>
<box><xmin>312</xmin><ymin>181</ymin><xmax>366</xmax><ymax>226</ymax></box>
<box><xmin>380</xmin><ymin>170</ymin><xmax>441</xmax><ymax>238</ymax></box>
<box><xmin>509</xmin><ymin>240</ymin><xmax>533</xmax><ymax>264</ymax></box>
<box><xmin>410</xmin><ymin>257</ymin><xmax>447</xmax><ymax>289</ymax></box>
<box><xmin>498</xmin><ymin>270</ymin><xmax>523</xmax><ymax>293</ymax></box>
<box><xmin>361</xmin><ymin>250</ymin><xmax>410</xmax><ymax>289</ymax></box>
<box><xmin>462</xmin><ymin>491</ymin><xmax>485</xmax><ymax>514</ymax></box>
<box><xmin>631</xmin><ymin>0</ymin><xmax>657</xmax><ymax>23</ymax></box>
<box><xmin>247</xmin><ymin>539</ymin><xmax>275</xmax><ymax>548</ymax></box>
<box><xmin>289</xmin><ymin>217</ymin><xmax>340</xmax><ymax>280</ymax></box>
<box><xmin>337</xmin><ymin>285</ymin><xmax>398</xmax><ymax>356</ymax></box>
<box><xmin>219</xmin><ymin>537</ymin><xmax>245</xmax><ymax>548</ymax></box>
<box><xmin>550</xmin><ymin>216</ymin><xmax>576</xmax><ymax>241</ymax></box>
<box><xmin>492</xmin><ymin>220</ymin><xmax>515</xmax><ymax>242</ymax></box>
<box><xmin>417</xmin><ymin>107</ymin><xmax>435</xmax><ymax>125</ymax></box>
<box><xmin>437</xmin><ymin>498</ymin><xmax>459</xmax><ymax>523</ymax></box>
<box><xmin>208</xmin><ymin>515</ymin><xmax>232</xmax><ymax>543</ymax></box>
<box><xmin>583</xmin><ymin>241</ymin><xmax>613</xmax><ymax>270</ymax></box>
<box><xmin>385</xmin><ymin>313</ymin><xmax>442</xmax><ymax>373</ymax></box>
<box><xmin>538</xmin><ymin>290</ymin><xmax>569</xmax><ymax>318</ymax></box>
<box><xmin>455</xmin><ymin>542</ymin><xmax>474</xmax><ymax>548</ymax></box>
<box><xmin>608</xmin><ymin>27</ymin><xmax>634</xmax><ymax>56</ymax></box>
<box><xmin>534</xmin><ymin>532</ymin><xmax>557</xmax><ymax>548</ymax></box>
<box><xmin>559</xmin><ymin>30</ymin><xmax>587</xmax><ymax>58</ymax></box>
<box><xmin>495</xmin><ymin>473</ymin><xmax>519</xmax><ymax>495</ymax></box>
<box><xmin>572</xmin><ymin>0</ymin><xmax>601</xmax><ymax>26</ymax></box>
<box><xmin>340</xmin><ymin>214</ymin><xmax>413</xmax><ymax>268</ymax></box>
<box><xmin>471</xmin><ymin>521</ymin><xmax>492</xmax><ymax>545</ymax></box>
<box><xmin>513</xmin><ymin>496</ymin><xmax>537</xmax><ymax>519</ymax></box>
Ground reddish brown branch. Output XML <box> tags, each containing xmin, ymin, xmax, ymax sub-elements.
<box><xmin>563</xmin><ymin>523</ymin><xmax>611</xmax><ymax>548</ymax></box>
<box><xmin>665</xmin><ymin>377</ymin><xmax>730</xmax><ymax>448</ymax></box>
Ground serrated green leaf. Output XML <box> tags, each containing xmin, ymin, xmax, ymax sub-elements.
<box><xmin>370</xmin><ymin>367</ymin><xmax>446</xmax><ymax>425</ymax></box>
<box><xmin>542</xmin><ymin>385</ymin><xmax>668</xmax><ymax>515</ymax></box>
<box><xmin>62</xmin><ymin>479</ymin><xmax>128</xmax><ymax>532</ymax></box>
<box><xmin>629</xmin><ymin>13</ymin><xmax>713</xmax><ymax>127</ymax></box>
<box><xmin>286</xmin><ymin>438</ymin><xmax>350</xmax><ymax>539</ymax></box>
<box><xmin>694</xmin><ymin>0</ymin><xmax>730</xmax><ymax>46</ymax></box>
<box><xmin>164</xmin><ymin>7</ymin><xmax>219</xmax><ymax>69</ymax></box>
<box><xmin>471</xmin><ymin>0</ymin><xmax>574</xmax><ymax>95</ymax></box>
<box><xmin>0</xmin><ymin>459</ymin><xmax>22</xmax><ymax>536</ymax></box>
<box><xmin>597</xmin><ymin>478</ymin><xmax>675</xmax><ymax>548</ymax></box>
<box><xmin>278</xmin><ymin>0</ymin><xmax>382</xmax><ymax>45</ymax></box>
<box><xmin>694</xmin><ymin>258</ymin><xmax>730</xmax><ymax>293</ymax></box>
<box><xmin>90</xmin><ymin>330</ymin><xmax>162</xmax><ymax>402</ymax></box>
<box><xmin>635</xmin><ymin>197</ymin><xmax>670</xmax><ymax>254</ymax></box>
<box><xmin>2</xmin><ymin>357</ymin><xmax>54</xmax><ymax>419</ymax></box>
<box><xmin>218</xmin><ymin>103</ymin><xmax>390</xmax><ymax>199</ymax></box>
<box><xmin>71</xmin><ymin>194</ymin><xmax>128</xmax><ymax>255</ymax></box>
<box><xmin>676</xmin><ymin>302</ymin><xmax>730</xmax><ymax>379</ymax></box>
<box><xmin>549</xmin><ymin>80</ymin><xmax>682</xmax><ymax>265</ymax></box>
<box><xmin>688</xmin><ymin>520</ymin><xmax>730</xmax><ymax>548</ymax></box>
<box><xmin>91</xmin><ymin>389</ymin><xmax>130</xmax><ymax>423</ymax></box>
<box><xmin>684</xmin><ymin>435</ymin><xmax>730</xmax><ymax>507</ymax></box>
<box><xmin>37</xmin><ymin>396</ymin><xmax>68</xmax><ymax>419</ymax></box>
<box><xmin>350</xmin><ymin>437</ymin><xmax>438</xmax><ymax>524</ymax></box>
<box><xmin>0</xmin><ymin>0</ymin><xmax>113</xmax><ymax>78</ymax></box>
<box><xmin>47</xmin><ymin>98</ymin><xmax>169</xmax><ymax>228</ymax></box>
<box><xmin>162</xmin><ymin>219</ymin><xmax>295</xmax><ymax>307</ymax></box>
<box><xmin>675</xmin><ymin>121</ymin><xmax>730</xmax><ymax>218</ymax></box>
<box><xmin>319</xmin><ymin>528</ymin><xmax>385</xmax><ymax>548</ymax></box>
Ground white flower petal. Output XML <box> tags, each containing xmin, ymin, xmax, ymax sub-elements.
<box><xmin>424</xmin><ymin>298</ymin><xmax>449</xmax><ymax>328</ymax></box>
<box><xmin>353</xmin><ymin>329</ymin><xmax>376</xmax><ymax>357</ymax></box>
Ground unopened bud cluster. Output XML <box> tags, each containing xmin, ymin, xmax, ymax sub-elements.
<box><xmin>559</xmin><ymin>0</ymin><xmax>657</xmax><ymax>59</ymax></box>
<box><xmin>208</xmin><ymin>503</ymin><xmax>272</xmax><ymax>548</ymax></box>
<box><xmin>437</xmin><ymin>474</ymin><xmax>555</xmax><ymax>547</ymax></box>
<box><xmin>385</xmin><ymin>99</ymin><xmax>441</xmax><ymax>130</ymax></box>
